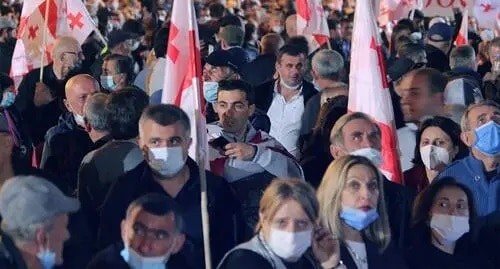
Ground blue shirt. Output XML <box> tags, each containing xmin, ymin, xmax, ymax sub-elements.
<box><xmin>438</xmin><ymin>154</ymin><xmax>500</xmax><ymax>217</ymax></box>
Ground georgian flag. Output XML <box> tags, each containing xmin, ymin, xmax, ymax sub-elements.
<box><xmin>296</xmin><ymin>0</ymin><xmax>330</xmax><ymax>53</ymax></box>
<box><xmin>455</xmin><ymin>9</ymin><xmax>469</xmax><ymax>46</ymax></box>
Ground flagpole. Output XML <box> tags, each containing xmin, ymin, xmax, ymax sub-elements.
<box><xmin>39</xmin><ymin>0</ymin><xmax>50</xmax><ymax>81</ymax></box>
<box><xmin>188</xmin><ymin>0</ymin><xmax>212</xmax><ymax>267</ymax></box>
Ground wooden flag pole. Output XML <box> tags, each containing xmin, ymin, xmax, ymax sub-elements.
<box><xmin>39</xmin><ymin>0</ymin><xmax>50</xmax><ymax>81</ymax></box>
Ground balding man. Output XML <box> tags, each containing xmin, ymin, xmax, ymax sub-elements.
<box><xmin>240</xmin><ymin>33</ymin><xmax>284</xmax><ymax>87</ymax></box>
<box><xmin>14</xmin><ymin>36</ymin><xmax>84</xmax><ymax>147</ymax></box>
<box><xmin>40</xmin><ymin>74</ymin><xmax>99</xmax><ymax>195</ymax></box>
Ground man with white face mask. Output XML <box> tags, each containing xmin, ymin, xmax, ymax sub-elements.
<box><xmin>329</xmin><ymin>112</ymin><xmax>414</xmax><ymax>249</ymax></box>
<box><xmin>0</xmin><ymin>176</ymin><xmax>80</xmax><ymax>269</ymax></box>
<box><xmin>40</xmin><ymin>74</ymin><xmax>98</xmax><ymax>195</ymax></box>
<box><xmin>439</xmin><ymin>100</ymin><xmax>500</xmax><ymax>217</ymax></box>
<box><xmin>88</xmin><ymin>193</ymin><xmax>188</xmax><ymax>269</ymax></box>
<box><xmin>99</xmin><ymin>104</ymin><xmax>240</xmax><ymax>269</ymax></box>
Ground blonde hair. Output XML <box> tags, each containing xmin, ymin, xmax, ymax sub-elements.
<box><xmin>317</xmin><ymin>155</ymin><xmax>391</xmax><ymax>251</ymax></box>
<box><xmin>256</xmin><ymin>178</ymin><xmax>319</xmax><ymax>232</ymax></box>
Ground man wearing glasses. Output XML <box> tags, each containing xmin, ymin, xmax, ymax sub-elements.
<box><xmin>14</xmin><ymin>36</ymin><xmax>85</xmax><ymax>149</ymax></box>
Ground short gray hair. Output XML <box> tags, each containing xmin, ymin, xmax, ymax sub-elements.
<box><xmin>460</xmin><ymin>100</ymin><xmax>500</xmax><ymax>131</ymax></box>
<box><xmin>449</xmin><ymin>45</ymin><xmax>476</xmax><ymax>70</ymax></box>
<box><xmin>311</xmin><ymin>49</ymin><xmax>344</xmax><ymax>81</ymax></box>
<box><xmin>2</xmin><ymin>218</ymin><xmax>54</xmax><ymax>242</ymax></box>
<box><xmin>84</xmin><ymin>93</ymin><xmax>110</xmax><ymax>132</ymax></box>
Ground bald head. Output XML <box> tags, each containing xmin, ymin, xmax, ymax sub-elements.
<box><xmin>52</xmin><ymin>36</ymin><xmax>80</xmax><ymax>60</ymax></box>
<box><xmin>261</xmin><ymin>33</ymin><xmax>285</xmax><ymax>55</ymax></box>
<box><xmin>52</xmin><ymin>36</ymin><xmax>84</xmax><ymax>79</ymax></box>
<box><xmin>64</xmin><ymin>74</ymin><xmax>100</xmax><ymax>117</ymax></box>
<box><xmin>285</xmin><ymin>14</ymin><xmax>297</xmax><ymax>37</ymax></box>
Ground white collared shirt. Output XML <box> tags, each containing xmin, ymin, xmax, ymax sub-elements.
<box><xmin>267</xmin><ymin>82</ymin><xmax>304</xmax><ymax>158</ymax></box>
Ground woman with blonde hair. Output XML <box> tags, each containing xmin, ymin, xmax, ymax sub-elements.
<box><xmin>218</xmin><ymin>179</ymin><xmax>344</xmax><ymax>269</ymax></box>
<box><xmin>317</xmin><ymin>156</ymin><xmax>408</xmax><ymax>269</ymax></box>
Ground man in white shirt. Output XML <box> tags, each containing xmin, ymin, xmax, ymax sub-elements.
<box><xmin>254</xmin><ymin>44</ymin><xmax>317</xmax><ymax>158</ymax></box>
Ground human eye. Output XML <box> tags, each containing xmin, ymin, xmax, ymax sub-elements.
<box><xmin>155</xmin><ymin>231</ymin><xmax>169</xmax><ymax>240</ymax></box>
<box><xmin>368</xmin><ymin>180</ymin><xmax>378</xmax><ymax>191</ymax></box>
<box><xmin>348</xmin><ymin>181</ymin><xmax>361</xmax><ymax>191</ymax></box>
<box><xmin>235</xmin><ymin>103</ymin><xmax>245</xmax><ymax>111</ymax></box>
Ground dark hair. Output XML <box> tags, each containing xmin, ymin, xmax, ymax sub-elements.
<box><xmin>127</xmin><ymin>193</ymin><xmax>183</xmax><ymax>231</ymax></box>
<box><xmin>218</xmin><ymin>15</ymin><xmax>242</xmax><ymax>29</ymax></box>
<box><xmin>209</xmin><ymin>3</ymin><xmax>225</xmax><ymax>18</ymax></box>
<box><xmin>244</xmin><ymin>22</ymin><xmax>256</xmax><ymax>43</ymax></box>
<box><xmin>106</xmin><ymin>87</ymin><xmax>150</xmax><ymax>139</ymax></box>
<box><xmin>411</xmin><ymin>177</ymin><xmax>477</xmax><ymax>240</ymax></box>
<box><xmin>277</xmin><ymin>44</ymin><xmax>306</xmax><ymax>63</ymax></box>
<box><xmin>122</xmin><ymin>19</ymin><xmax>146</xmax><ymax>36</ymax></box>
<box><xmin>285</xmin><ymin>36</ymin><xmax>309</xmax><ymax>55</ymax></box>
<box><xmin>411</xmin><ymin>68</ymin><xmax>447</xmax><ymax>94</ymax></box>
<box><xmin>217</xmin><ymin>79</ymin><xmax>255</xmax><ymax>105</ymax></box>
<box><xmin>327</xmin><ymin>19</ymin><xmax>339</xmax><ymax>30</ymax></box>
<box><xmin>140</xmin><ymin>104</ymin><xmax>191</xmax><ymax>133</ymax></box>
<box><xmin>398</xmin><ymin>42</ymin><xmax>425</xmax><ymax>57</ymax></box>
<box><xmin>412</xmin><ymin>116</ymin><xmax>468</xmax><ymax>166</ymax></box>
<box><xmin>103</xmin><ymin>54</ymin><xmax>135</xmax><ymax>84</ymax></box>
<box><xmin>153</xmin><ymin>27</ymin><xmax>170</xmax><ymax>58</ymax></box>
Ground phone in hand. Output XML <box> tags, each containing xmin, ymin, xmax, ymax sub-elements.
<box><xmin>209</xmin><ymin>136</ymin><xmax>230</xmax><ymax>152</ymax></box>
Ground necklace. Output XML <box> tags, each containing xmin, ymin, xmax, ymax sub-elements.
<box><xmin>344</xmin><ymin>242</ymin><xmax>367</xmax><ymax>264</ymax></box>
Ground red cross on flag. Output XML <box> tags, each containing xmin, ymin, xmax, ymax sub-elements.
<box><xmin>11</xmin><ymin>0</ymin><xmax>94</xmax><ymax>78</ymax></box>
<box><xmin>473</xmin><ymin>0</ymin><xmax>499</xmax><ymax>31</ymax></box>
<box><xmin>455</xmin><ymin>9</ymin><xmax>469</xmax><ymax>46</ymax></box>
<box><xmin>348</xmin><ymin>0</ymin><xmax>402</xmax><ymax>183</ymax></box>
<box><xmin>296</xmin><ymin>0</ymin><xmax>330</xmax><ymax>53</ymax></box>
<box><xmin>162</xmin><ymin>0</ymin><xmax>207</xmax><ymax>164</ymax></box>
<box><xmin>378</xmin><ymin>0</ymin><xmax>422</xmax><ymax>26</ymax></box>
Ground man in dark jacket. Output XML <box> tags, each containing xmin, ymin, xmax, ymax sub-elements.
<box><xmin>98</xmin><ymin>104</ymin><xmax>240</xmax><ymax>269</ymax></box>
<box><xmin>240</xmin><ymin>33</ymin><xmax>284</xmax><ymax>87</ymax></box>
<box><xmin>424</xmin><ymin>22</ymin><xmax>452</xmax><ymax>72</ymax></box>
<box><xmin>14</xmin><ymin>36</ymin><xmax>85</xmax><ymax>147</ymax></box>
<box><xmin>40</xmin><ymin>75</ymin><xmax>99</xmax><ymax>195</ymax></box>
<box><xmin>0</xmin><ymin>17</ymin><xmax>15</xmax><ymax>74</ymax></box>
<box><xmin>254</xmin><ymin>44</ymin><xmax>318</xmax><ymax>158</ymax></box>
<box><xmin>88</xmin><ymin>193</ymin><xmax>190</xmax><ymax>269</ymax></box>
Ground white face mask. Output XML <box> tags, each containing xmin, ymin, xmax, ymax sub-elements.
<box><xmin>267</xmin><ymin>228</ymin><xmax>312</xmax><ymax>261</ymax></box>
<box><xmin>272</xmin><ymin>25</ymin><xmax>283</xmax><ymax>34</ymax></box>
<box><xmin>148</xmin><ymin>146</ymin><xmax>186</xmax><ymax>177</ymax></box>
<box><xmin>420</xmin><ymin>145</ymin><xmax>450</xmax><ymax>170</ymax></box>
<box><xmin>350</xmin><ymin>147</ymin><xmax>383</xmax><ymax>167</ymax></box>
<box><xmin>279</xmin><ymin>79</ymin><xmax>302</xmax><ymax>90</ymax></box>
<box><xmin>430</xmin><ymin>213</ymin><xmax>469</xmax><ymax>246</ymax></box>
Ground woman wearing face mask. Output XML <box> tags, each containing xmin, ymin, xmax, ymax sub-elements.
<box><xmin>218</xmin><ymin>179</ymin><xmax>344</xmax><ymax>269</ymax></box>
<box><xmin>404</xmin><ymin>116</ymin><xmax>468</xmax><ymax>193</ymax></box>
<box><xmin>317</xmin><ymin>155</ymin><xmax>408</xmax><ymax>269</ymax></box>
<box><xmin>405</xmin><ymin>177</ymin><xmax>493</xmax><ymax>269</ymax></box>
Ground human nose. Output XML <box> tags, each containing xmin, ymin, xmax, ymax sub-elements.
<box><xmin>358</xmin><ymin>185</ymin><xmax>371</xmax><ymax>201</ymax></box>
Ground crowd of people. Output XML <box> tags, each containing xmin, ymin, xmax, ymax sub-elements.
<box><xmin>0</xmin><ymin>0</ymin><xmax>499</xmax><ymax>268</ymax></box>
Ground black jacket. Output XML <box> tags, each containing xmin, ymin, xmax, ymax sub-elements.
<box><xmin>0</xmin><ymin>39</ymin><xmax>15</xmax><ymax>74</ymax></box>
<box><xmin>240</xmin><ymin>54</ymin><xmax>277</xmax><ymax>87</ymax></box>
<box><xmin>254</xmin><ymin>79</ymin><xmax>318</xmax><ymax>113</ymax></box>
<box><xmin>424</xmin><ymin>44</ymin><xmax>450</xmax><ymax>73</ymax></box>
<box><xmin>98</xmin><ymin>159</ymin><xmax>240</xmax><ymax>269</ymax></box>
<box><xmin>40</xmin><ymin>112</ymin><xmax>93</xmax><ymax>195</ymax></box>
<box><xmin>87</xmin><ymin>242</ymin><xmax>191</xmax><ymax>269</ymax></box>
<box><xmin>340</xmin><ymin>239</ymin><xmax>408</xmax><ymax>269</ymax></box>
<box><xmin>13</xmin><ymin>64</ymin><xmax>65</xmax><ymax>145</ymax></box>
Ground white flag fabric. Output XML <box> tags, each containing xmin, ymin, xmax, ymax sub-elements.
<box><xmin>11</xmin><ymin>0</ymin><xmax>94</xmax><ymax>77</ymax></box>
<box><xmin>162</xmin><ymin>0</ymin><xmax>207</xmax><ymax>165</ymax></box>
<box><xmin>378</xmin><ymin>0</ymin><xmax>423</xmax><ymax>26</ymax></box>
<box><xmin>473</xmin><ymin>0</ymin><xmax>499</xmax><ymax>31</ymax></box>
<box><xmin>455</xmin><ymin>9</ymin><xmax>469</xmax><ymax>46</ymax></box>
<box><xmin>296</xmin><ymin>0</ymin><xmax>330</xmax><ymax>53</ymax></box>
<box><xmin>349</xmin><ymin>0</ymin><xmax>402</xmax><ymax>183</ymax></box>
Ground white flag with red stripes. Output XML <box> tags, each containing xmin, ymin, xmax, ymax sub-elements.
<box><xmin>11</xmin><ymin>0</ymin><xmax>94</xmax><ymax>78</ymax></box>
<box><xmin>296</xmin><ymin>0</ymin><xmax>330</xmax><ymax>53</ymax></box>
<box><xmin>348</xmin><ymin>0</ymin><xmax>402</xmax><ymax>183</ymax></box>
<box><xmin>455</xmin><ymin>9</ymin><xmax>469</xmax><ymax>46</ymax></box>
<box><xmin>378</xmin><ymin>0</ymin><xmax>423</xmax><ymax>26</ymax></box>
<box><xmin>162</xmin><ymin>0</ymin><xmax>207</xmax><ymax>163</ymax></box>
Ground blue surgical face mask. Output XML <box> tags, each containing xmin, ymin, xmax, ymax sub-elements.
<box><xmin>120</xmin><ymin>246</ymin><xmax>167</xmax><ymax>269</ymax></box>
<box><xmin>37</xmin><ymin>248</ymin><xmax>56</xmax><ymax>269</ymax></box>
<box><xmin>100</xmin><ymin>75</ymin><xmax>117</xmax><ymax>91</ymax></box>
<box><xmin>340</xmin><ymin>206</ymin><xmax>379</xmax><ymax>231</ymax></box>
<box><xmin>1</xmin><ymin>91</ymin><xmax>15</xmax><ymax>107</ymax></box>
<box><xmin>203</xmin><ymin>81</ymin><xmax>218</xmax><ymax>103</ymax></box>
<box><xmin>473</xmin><ymin>121</ymin><xmax>500</xmax><ymax>156</ymax></box>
